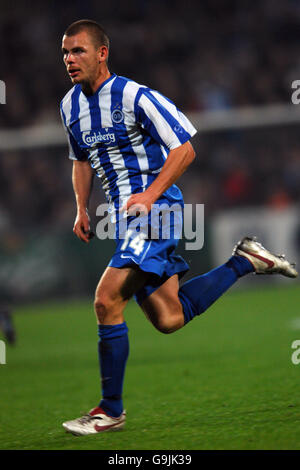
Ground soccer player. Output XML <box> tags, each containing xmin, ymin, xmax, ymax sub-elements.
<box><xmin>60</xmin><ymin>20</ymin><xmax>298</xmax><ymax>435</ymax></box>
<box><xmin>0</xmin><ymin>307</ymin><xmax>15</xmax><ymax>345</ymax></box>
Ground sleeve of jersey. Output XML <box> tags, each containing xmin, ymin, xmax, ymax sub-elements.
<box><xmin>60</xmin><ymin>106</ymin><xmax>87</xmax><ymax>161</ymax></box>
<box><xmin>135</xmin><ymin>89</ymin><xmax>197</xmax><ymax>150</ymax></box>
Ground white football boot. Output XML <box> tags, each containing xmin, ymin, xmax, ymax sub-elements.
<box><xmin>62</xmin><ymin>406</ymin><xmax>126</xmax><ymax>436</ymax></box>
<box><xmin>233</xmin><ymin>236</ymin><xmax>298</xmax><ymax>278</ymax></box>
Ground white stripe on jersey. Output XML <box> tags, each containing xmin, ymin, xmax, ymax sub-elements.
<box><xmin>122</xmin><ymin>81</ymin><xmax>149</xmax><ymax>189</ymax></box>
<box><xmin>61</xmin><ymin>88</ymin><xmax>77</xmax><ymax>159</ymax></box>
<box><xmin>151</xmin><ymin>91</ymin><xmax>196</xmax><ymax>136</ymax></box>
<box><xmin>78</xmin><ymin>91</ymin><xmax>91</xmax><ymax>131</ymax></box>
<box><xmin>61</xmin><ymin>88</ymin><xmax>75</xmax><ymax>127</ymax></box>
<box><xmin>98</xmin><ymin>75</ymin><xmax>116</xmax><ymax>128</ymax></box>
<box><xmin>138</xmin><ymin>92</ymin><xmax>182</xmax><ymax>150</ymax></box>
<box><xmin>92</xmin><ymin>79</ymin><xmax>132</xmax><ymax>206</ymax></box>
<box><xmin>104</xmin><ymin>149</ymin><xmax>131</xmax><ymax>205</ymax></box>
<box><xmin>160</xmin><ymin>144</ymin><xmax>169</xmax><ymax>161</ymax></box>
<box><xmin>177</xmin><ymin>110</ymin><xmax>197</xmax><ymax>136</ymax></box>
<box><xmin>89</xmin><ymin>148</ymin><xmax>110</xmax><ymax>196</ymax></box>
<box><xmin>122</xmin><ymin>80</ymin><xmax>147</xmax><ymax>126</ymax></box>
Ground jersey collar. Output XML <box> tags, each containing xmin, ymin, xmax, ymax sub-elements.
<box><xmin>82</xmin><ymin>73</ymin><xmax>116</xmax><ymax>97</ymax></box>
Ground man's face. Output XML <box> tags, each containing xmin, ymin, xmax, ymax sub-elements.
<box><xmin>62</xmin><ymin>31</ymin><xmax>101</xmax><ymax>85</ymax></box>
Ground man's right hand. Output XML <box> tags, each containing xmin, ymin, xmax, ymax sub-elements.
<box><xmin>73</xmin><ymin>210</ymin><xmax>92</xmax><ymax>243</ymax></box>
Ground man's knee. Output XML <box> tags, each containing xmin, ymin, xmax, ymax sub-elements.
<box><xmin>94</xmin><ymin>292</ymin><xmax>122</xmax><ymax>324</ymax></box>
<box><xmin>154</xmin><ymin>313</ymin><xmax>184</xmax><ymax>334</ymax></box>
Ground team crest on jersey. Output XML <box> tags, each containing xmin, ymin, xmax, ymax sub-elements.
<box><xmin>111</xmin><ymin>108</ymin><xmax>124</xmax><ymax>124</ymax></box>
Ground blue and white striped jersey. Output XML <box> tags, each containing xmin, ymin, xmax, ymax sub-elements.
<box><xmin>60</xmin><ymin>73</ymin><xmax>197</xmax><ymax>210</ymax></box>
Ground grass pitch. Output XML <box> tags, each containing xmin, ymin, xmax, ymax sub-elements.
<box><xmin>1</xmin><ymin>284</ymin><xmax>300</xmax><ymax>450</ymax></box>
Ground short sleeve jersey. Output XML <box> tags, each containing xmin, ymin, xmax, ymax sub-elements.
<box><xmin>60</xmin><ymin>73</ymin><xmax>197</xmax><ymax>209</ymax></box>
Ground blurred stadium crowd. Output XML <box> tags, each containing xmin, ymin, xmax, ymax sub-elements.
<box><xmin>1</xmin><ymin>0</ymin><xmax>300</xmax><ymax>236</ymax></box>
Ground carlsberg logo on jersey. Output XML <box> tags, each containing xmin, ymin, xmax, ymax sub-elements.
<box><xmin>82</xmin><ymin>128</ymin><xmax>116</xmax><ymax>147</ymax></box>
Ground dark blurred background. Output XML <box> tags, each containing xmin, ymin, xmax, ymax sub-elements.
<box><xmin>0</xmin><ymin>0</ymin><xmax>300</xmax><ymax>304</ymax></box>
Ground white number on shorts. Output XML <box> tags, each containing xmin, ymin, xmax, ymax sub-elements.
<box><xmin>121</xmin><ymin>230</ymin><xmax>146</xmax><ymax>256</ymax></box>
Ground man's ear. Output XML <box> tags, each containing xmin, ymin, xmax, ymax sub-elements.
<box><xmin>98</xmin><ymin>45</ymin><xmax>108</xmax><ymax>63</ymax></box>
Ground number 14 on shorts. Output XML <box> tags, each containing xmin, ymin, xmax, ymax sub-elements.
<box><xmin>120</xmin><ymin>230</ymin><xmax>147</xmax><ymax>256</ymax></box>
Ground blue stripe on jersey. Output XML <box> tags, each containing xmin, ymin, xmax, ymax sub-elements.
<box><xmin>70</xmin><ymin>86</ymin><xmax>89</xmax><ymax>160</ymax></box>
<box><xmin>131</xmin><ymin>89</ymin><xmax>169</xmax><ymax>180</ymax></box>
<box><xmin>110</xmin><ymin>77</ymin><xmax>143</xmax><ymax>194</ymax></box>
<box><xmin>134</xmin><ymin>88</ymin><xmax>168</xmax><ymax>150</ymax></box>
<box><xmin>86</xmin><ymin>92</ymin><xmax>101</xmax><ymax>125</ymax></box>
<box><xmin>69</xmin><ymin>130</ymin><xmax>87</xmax><ymax>160</ymax></box>
<box><xmin>86</xmin><ymin>93</ymin><xmax>121</xmax><ymax>206</ymax></box>
<box><xmin>61</xmin><ymin>100</ymin><xmax>86</xmax><ymax>161</ymax></box>
<box><xmin>70</xmin><ymin>85</ymin><xmax>82</xmax><ymax>133</ymax></box>
<box><xmin>139</xmin><ymin>128</ymin><xmax>166</xmax><ymax>177</ymax></box>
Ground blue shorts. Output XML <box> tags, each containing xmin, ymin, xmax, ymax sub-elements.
<box><xmin>108</xmin><ymin>198</ymin><xmax>189</xmax><ymax>305</ymax></box>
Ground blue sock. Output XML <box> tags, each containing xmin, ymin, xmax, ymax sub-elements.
<box><xmin>179</xmin><ymin>256</ymin><xmax>254</xmax><ymax>324</ymax></box>
<box><xmin>98</xmin><ymin>322</ymin><xmax>129</xmax><ymax>417</ymax></box>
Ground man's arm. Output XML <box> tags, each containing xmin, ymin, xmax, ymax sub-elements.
<box><xmin>72</xmin><ymin>160</ymin><xmax>94</xmax><ymax>243</ymax></box>
<box><xmin>123</xmin><ymin>141</ymin><xmax>195</xmax><ymax>214</ymax></box>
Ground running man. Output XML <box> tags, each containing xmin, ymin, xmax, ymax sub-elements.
<box><xmin>60</xmin><ymin>20</ymin><xmax>298</xmax><ymax>435</ymax></box>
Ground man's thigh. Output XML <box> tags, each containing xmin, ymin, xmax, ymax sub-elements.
<box><xmin>94</xmin><ymin>266</ymin><xmax>151</xmax><ymax>324</ymax></box>
<box><xmin>96</xmin><ymin>266</ymin><xmax>150</xmax><ymax>303</ymax></box>
<box><xmin>140</xmin><ymin>274</ymin><xmax>184</xmax><ymax>331</ymax></box>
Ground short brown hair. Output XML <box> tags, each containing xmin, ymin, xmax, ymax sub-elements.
<box><xmin>64</xmin><ymin>19</ymin><xmax>110</xmax><ymax>50</ymax></box>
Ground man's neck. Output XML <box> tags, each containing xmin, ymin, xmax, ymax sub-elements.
<box><xmin>81</xmin><ymin>69</ymin><xmax>111</xmax><ymax>96</ymax></box>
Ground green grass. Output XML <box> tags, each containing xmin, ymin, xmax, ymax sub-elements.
<box><xmin>1</xmin><ymin>284</ymin><xmax>300</xmax><ymax>450</ymax></box>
